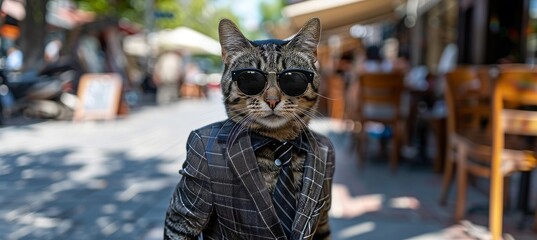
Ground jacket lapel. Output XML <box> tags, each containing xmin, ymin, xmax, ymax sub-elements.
<box><xmin>292</xmin><ymin>137</ymin><xmax>328</xmax><ymax>239</ymax></box>
<box><xmin>217</xmin><ymin>121</ymin><xmax>286</xmax><ymax>239</ymax></box>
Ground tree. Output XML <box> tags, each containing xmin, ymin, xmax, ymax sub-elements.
<box><xmin>73</xmin><ymin>0</ymin><xmax>240</xmax><ymax>40</ymax></box>
<box><xmin>255</xmin><ymin>0</ymin><xmax>285</xmax><ymax>39</ymax></box>
<box><xmin>260</xmin><ymin>0</ymin><xmax>285</xmax><ymax>23</ymax></box>
<box><xmin>19</xmin><ymin>0</ymin><xmax>49</xmax><ymax>68</ymax></box>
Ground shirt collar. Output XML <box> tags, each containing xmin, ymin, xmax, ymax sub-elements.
<box><xmin>250</xmin><ymin>133</ymin><xmax>274</xmax><ymax>151</ymax></box>
<box><xmin>250</xmin><ymin>132</ymin><xmax>309</xmax><ymax>152</ymax></box>
<box><xmin>215</xmin><ymin>119</ymin><xmax>312</xmax><ymax>152</ymax></box>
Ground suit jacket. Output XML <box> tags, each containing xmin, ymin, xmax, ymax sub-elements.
<box><xmin>165</xmin><ymin>120</ymin><xmax>335</xmax><ymax>240</ymax></box>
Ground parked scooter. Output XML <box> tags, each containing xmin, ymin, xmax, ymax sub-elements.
<box><xmin>0</xmin><ymin>61</ymin><xmax>77</xmax><ymax>121</ymax></box>
<box><xmin>0</xmin><ymin>1</ymin><xmax>82</xmax><ymax>124</ymax></box>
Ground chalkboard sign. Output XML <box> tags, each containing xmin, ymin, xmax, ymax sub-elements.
<box><xmin>74</xmin><ymin>73</ymin><xmax>122</xmax><ymax>121</ymax></box>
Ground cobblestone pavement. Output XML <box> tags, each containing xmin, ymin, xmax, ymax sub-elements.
<box><xmin>1</xmin><ymin>91</ymin><xmax>536</xmax><ymax>239</ymax></box>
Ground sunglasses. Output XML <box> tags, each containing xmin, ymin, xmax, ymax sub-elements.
<box><xmin>231</xmin><ymin>68</ymin><xmax>314</xmax><ymax>96</ymax></box>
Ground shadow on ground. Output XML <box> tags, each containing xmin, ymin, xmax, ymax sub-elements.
<box><xmin>0</xmin><ymin>148</ymin><xmax>180</xmax><ymax>239</ymax></box>
<box><xmin>323</xmin><ymin>129</ymin><xmax>537</xmax><ymax>240</ymax></box>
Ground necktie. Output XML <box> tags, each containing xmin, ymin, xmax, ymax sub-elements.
<box><xmin>272</xmin><ymin>141</ymin><xmax>296</xmax><ymax>239</ymax></box>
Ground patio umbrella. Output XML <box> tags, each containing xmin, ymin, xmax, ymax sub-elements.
<box><xmin>123</xmin><ymin>34</ymin><xmax>150</xmax><ymax>57</ymax></box>
<box><xmin>150</xmin><ymin>27</ymin><xmax>221</xmax><ymax>55</ymax></box>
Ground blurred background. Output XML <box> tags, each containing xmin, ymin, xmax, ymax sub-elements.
<box><xmin>1</xmin><ymin>0</ymin><xmax>537</xmax><ymax>239</ymax></box>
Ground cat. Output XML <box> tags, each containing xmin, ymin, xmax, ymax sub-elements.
<box><xmin>165</xmin><ymin>18</ymin><xmax>335</xmax><ymax>240</ymax></box>
<box><xmin>219</xmin><ymin>19</ymin><xmax>320</xmax><ymax>142</ymax></box>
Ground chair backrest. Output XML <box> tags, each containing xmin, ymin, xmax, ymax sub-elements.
<box><xmin>358</xmin><ymin>72</ymin><xmax>405</xmax><ymax>120</ymax></box>
<box><xmin>493</xmin><ymin>67</ymin><xmax>537</xmax><ymax>137</ymax></box>
<box><xmin>445</xmin><ymin>66</ymin><xmax>492</xmax><ymax>136</ymax></box>
<box><xmin>489</xmin><ymin>67</ymin><xmax>537</xmax><ymax>240</ymax></box>
<box><xmin>326</xmin><ymin>74</ymin><xmax>346</xmax><ymax>119</ymax></box>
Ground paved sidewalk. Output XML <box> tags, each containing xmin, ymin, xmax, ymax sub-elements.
<box><xmin>313</xmin><ymin>120</ymin><xmax>537</xmax><ymax>240</ymax></box>
<box><xmin>0</xmin><ymin>93</ymin><xmax>227</xmax><ymax>240</ymax></box>
<box><xmin>1</xmin><ymin>91</ymin><xmax>536</xmax><ymax>239</ymax></box>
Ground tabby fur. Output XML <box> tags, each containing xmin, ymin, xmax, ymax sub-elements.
<box><xmin>164</xmin><ymin>18</ymin><xmax>332</xmax><ymax>240</ymax></box>
<box><xmin>219</xmin><ymin>18</ymin><xmax>321</xmax><ymax>141</ymax></box>
<box><xmin>218</xmin><ymin>18</ymin><xmax>330</xmax><ymax>239</ymax></box>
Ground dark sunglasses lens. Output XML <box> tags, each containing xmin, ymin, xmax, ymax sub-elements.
<box><xmin>235</xmin><ymin>71</ymin><xmax>266</xmax><ymax>95</ymax></box>
<box><xmin>279</xmin><ymin>71</ymin><xmax>309</xmax><ymax>96</ymax></box>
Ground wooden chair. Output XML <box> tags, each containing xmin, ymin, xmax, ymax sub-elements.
<box><xmin>355</xmin><ymin>72</ymin><xmax>405</xmax><ymax>172</ymax></box>
<box><xmin>326</xmin><ymin>74</ymin><xmax>346</xmax><ymax>119</ymax></box>
<box><xmin>439</xmin><ymin>66</ymin><xmax>492</xmax><ymax>206</ymax></box>
<box><xmin>451</xmin><ymin>67</ymin><xmax>537</xmax><ymax>239</ymax></box>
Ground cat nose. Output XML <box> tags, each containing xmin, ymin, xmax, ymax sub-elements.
<box><xmin>265</xmin><ymin>96</ymin><xmax>280</xmax><ymax>110</ymax></box>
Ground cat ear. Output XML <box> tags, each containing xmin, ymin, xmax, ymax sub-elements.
<box><xmin>287</xmin><ymin>18</ymin><xmax>321</xmax><ymax>57</ymax></box>
<box><xmin>218</xmin><ymin>19</ymin><xmax>252</xmax><ymax>64</ymax></box>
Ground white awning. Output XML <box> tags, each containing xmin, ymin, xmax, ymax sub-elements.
<box><xmin>2</xmin><ymin>0</ymin><xmax>26</xmax><ymax>21</ymax></box>
<box><xmin>151</xmin><ymin>27</ymin><xmax>221</xmax><ymax>55</ymax></box>
<box><xmin>124</xmin><ymin>27</ymin><xmax>221</xmax><ymax>56</ymax></box>
<box><xmin>282</xmin><ymin>0</ymin><xmax>405</xmax><ymax>31</ymax></box>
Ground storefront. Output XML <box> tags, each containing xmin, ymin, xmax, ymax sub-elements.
<box><xmin>458</xmin><ymin>0</ymin><xmax>527</xmax><ymax>64</ymax></box>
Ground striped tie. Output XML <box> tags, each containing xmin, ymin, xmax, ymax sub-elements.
<box><xmin>272</xmin><ymin>141</ymin><xmax>296</xmax><ymax>239</ymax></box>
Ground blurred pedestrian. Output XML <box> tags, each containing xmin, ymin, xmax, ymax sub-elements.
<box><xmin>181</xmin><ymin>63</ymin><xmax>204</xmax><ymax>98</ymax></box>
<box><xmin>394</xmin><ymin>49</ymin><xmax>411</xmax><ymax>73</ymax></box>
<box><xmin>44</xmin><ymin>38</ymin><xmax>62</xmax><ymax>63</ymax></box>
<box><xmin>6</xmin><ymin>46</ymin><xmax>22</xmax><ymax>71</ymax></box>
<box><xmin>153</xmin><ymin>51</ymin><xmax>183</xmax><ymax>105</ymax></box>
<box><xmin>352</xmin><ymin>45</ymin><xmax>396</xmax><ymax>157</ymax></box>
<box><xmin>336</xmin><ymin>51</ymin><xmax>355</xmax><ymax>88</ymax></box>
<box><xmin>346</xmin><ymin>45</ymin><xmax>390</xmax><ymax>120</ymax></box>
<box><xmin>357</xmin><ymin>45</ymin><xmax>393</xmax><ymax>73</ymax></box>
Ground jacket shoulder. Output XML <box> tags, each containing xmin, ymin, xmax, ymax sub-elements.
<box><xmin>192</xmin><ymin>120</ymin><xmax>226</xmax><ymax>132</ymax></box>
<box><xmin>309</xmin><ymin>130</ymin><xmax>334</xmax><ymax>151</ymax></box>
<box><xmin>187</xmin><ymin>120</ymin><xmax>232</xmax><ymax>159</ymax></box>
<box><xmin>190</xmin><ymin>120</ymin><xmax>228</xmax><ymax>139</ymax></box>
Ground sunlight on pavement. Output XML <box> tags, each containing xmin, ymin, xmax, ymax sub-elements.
<box><xmin>116</xmin><ymin>179</ymin><xmax>173</xmax><ymax>201</ymax></box>
<box><xmin>330</xmin><ymin>184</ymin><xmax>383</xmax><ymax>218</ymax></box>
<box><xmin>403</xmin><ymin>222</ymin><xmax>515</xmax><ymax>240</ymax></box>
<box><xmin>330</xmin><ymin>184</ymin><xmax>421</xmax><ymax>219</ymax></box>
<box><xmin>337</xmin><ymin>222</ymin><xmax>376</xmax><ymax>239</ymax></box>
<box><xmin>64</xmin><ymin>150</ymin><xmax>114</xmax><ymax>182</ymax></box>
<box><xmin>309</xmin><ymin>118</ymin><xmax>350</xmax><ymax>134</ymax></box>
<box><xmin>389</xmin><ymin>196</ymin><xmax>420</xmax><ymax>209</ymax></box>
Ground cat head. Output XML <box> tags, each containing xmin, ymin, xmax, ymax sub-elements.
<box><xmin>218</xmin><ymin>18</ymin><xmax>321</xmax><ymax>141</ymax></box>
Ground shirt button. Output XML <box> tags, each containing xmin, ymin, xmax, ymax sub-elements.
<box><xmin>274</xmin><ymin>158</ymin><xmax>282</xmax><ymax>166</ymax></box>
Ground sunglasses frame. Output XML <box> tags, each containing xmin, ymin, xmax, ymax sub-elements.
<box><xmin>231</xmin><ymin>68</ymin><xmax>315</xmax><ymax>96</ymax></box>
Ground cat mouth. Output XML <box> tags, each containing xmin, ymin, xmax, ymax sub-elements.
<box><xmin>261</xmin><ymin>113</ymin><xmax>287</xmax><ymax>121</ymax></box>
<box><xmin>264</xmin><ymin>113</ymin><xmax>281</xmax><ymax>119</ymax></box>
<box><xmin>257</xmin><ymin>113</ymin><xmax>288</xmax><ymax>129</ymax></box>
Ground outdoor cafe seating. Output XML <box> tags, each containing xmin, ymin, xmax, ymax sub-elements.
<box><xmin>440</xmin><ymin>65</ymin><xmax>537</xmax><ymax>239</ymax></box>
<box><xmin>336</xmin><ymin>63</ymin><xmax>537</xmax><ymax>239</ymax></box>
<box><xmin>354</xmin><ymin>72</ymin><xmax>406</xmax><ymax>172</ymax></box>
<box><xmin>439</xmin><ymin>66</ymin><xmax>493</xmax><ymax>207</ymax></box>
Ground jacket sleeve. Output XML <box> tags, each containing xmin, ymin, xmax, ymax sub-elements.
<box><xmin>313</xmin><ymin>140</ymin><xmax>335</xmax><ymax>240</ymax></box>
<box><xmin>164</xmin><ymin>131</ymin><xmax>214</xmax><ymax>240</ymax></box>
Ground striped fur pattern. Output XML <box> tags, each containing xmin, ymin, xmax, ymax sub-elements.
<box><xmin>218</xmin><ymin>18</ymin><xmax>331</xmax><ymax>239</ymax></box>
<box><xmin>219</xmin><ymin>18</ymin><xmax>321</xmax><ymax>141</ymax></box>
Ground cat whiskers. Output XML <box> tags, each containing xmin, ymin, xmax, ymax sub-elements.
<box><xmin>314</xmin><ymin>92</ymin><xmax>340</xmax><ymax>102</ymax></box>
<box><xmin>226</xmin><ymin>113</ymin><xmax>255</xmax><ymax>149</ymax></box>
<box><xmin>291</xmin><ymin>112</ymin><xmax>321</xmax><ymax>155</ymax></box>
<box><xmin>293</xmin><ymin>108</ymin><xmax>323</xmax><ymax>121</ymax></box>
<box><xmin>283</xmin><ymin>103</ymin><xmax>324</xmax><ymax>117</ymax></box>
<box><xmin>293</xmin><ymin>109</ymin><xmax>324</xmax><ymax>153</ymax></box>
<box><xmin>216</xmin><ymin>111</ymin><xmax>252</xmax><ymax>146</ymax></box>
<box><xmin>298</xmin><ymin>104</ymin><xmax>324</xmax><ymax>115</ymax></box>
<box><xmin>222</xmin><ymin>93</ymin><xmax>238</xmax><ymax>103</ymax></box>
<box><xmin>226</xmin><ymin>108</ymin><xmax>251</xmax><ymax>116</ymax></box>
